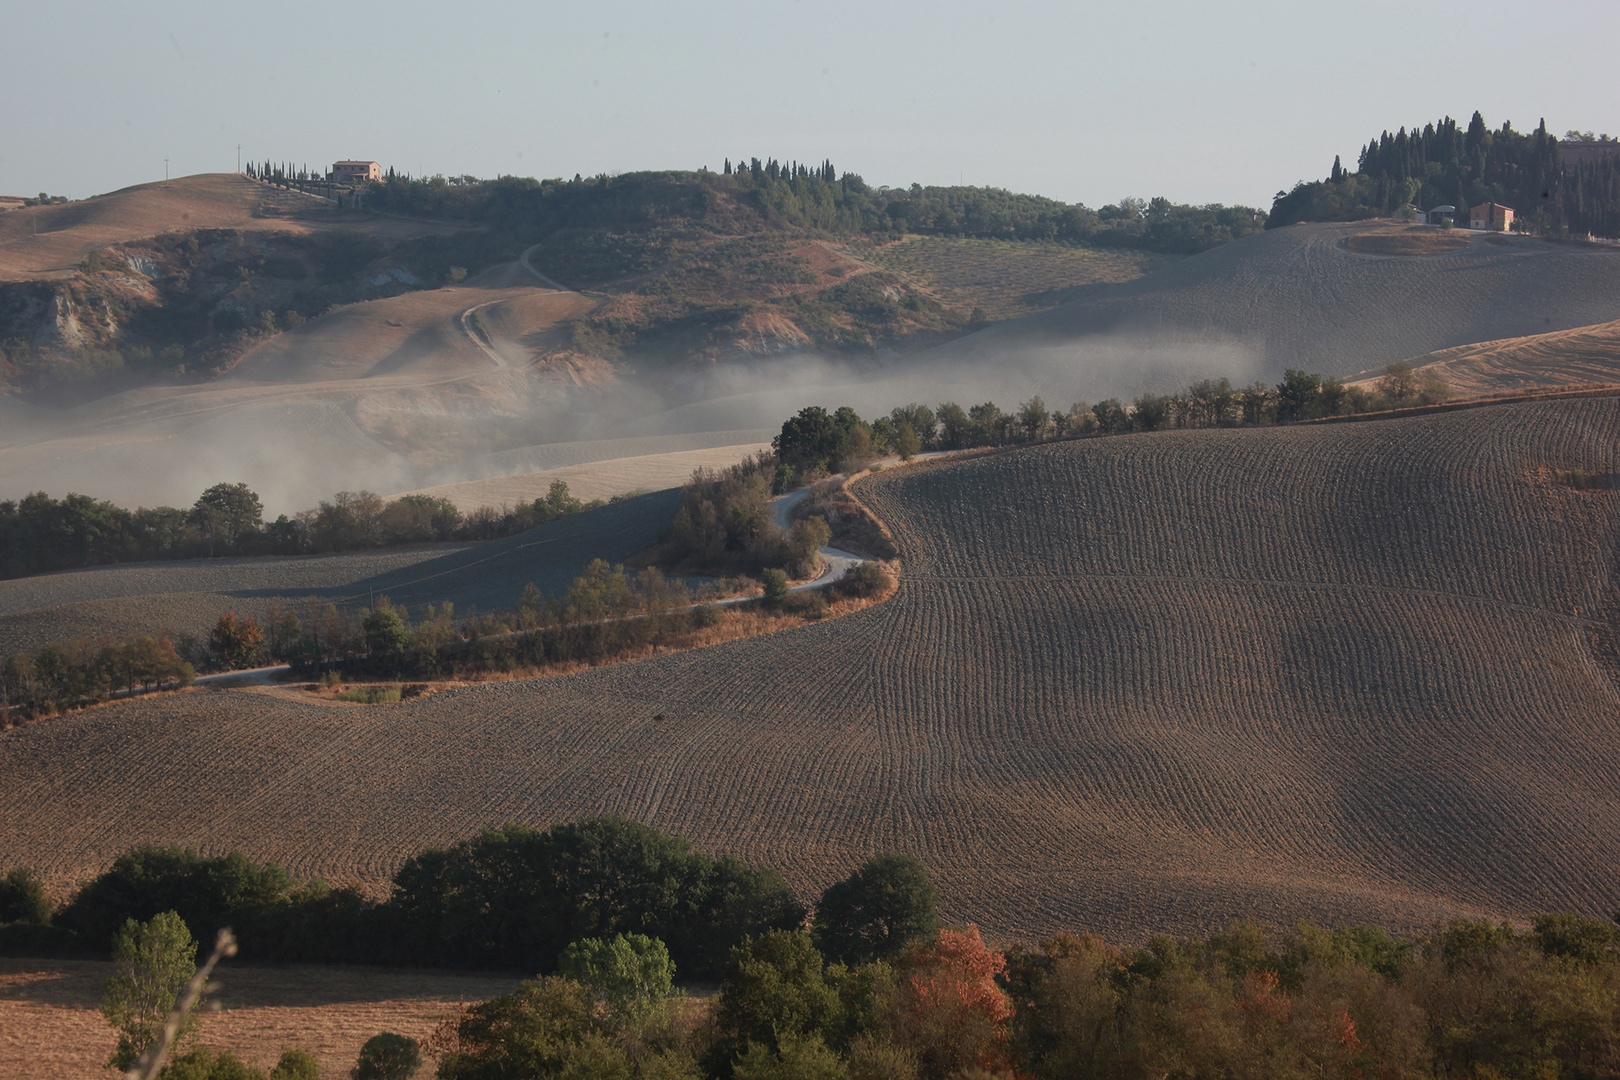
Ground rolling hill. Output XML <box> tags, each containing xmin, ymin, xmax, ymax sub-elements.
<box><xmin>1349</xmin><ymin>317</ymin><xmax>1620</xmax><ymax>397</ymax></box>
<box><xmin>4</xmin><ymin>397</ymin><xmax>1617</xmax><ymax>943</ymax></box>
<box><xmin>911</xmin><ymin>222</ymin><xmax>1620</xmax><ymax>397</ymax></box>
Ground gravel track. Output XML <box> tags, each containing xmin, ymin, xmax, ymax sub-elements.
<box><xmin>0</xmin><ymin>489</ymin><xmax>681</xmax><ymax>656</ymax></box>
<box><xmin>4</xmin><ymin>401</ymin><xmax>1620</xmax><ymax>943</ymax></box>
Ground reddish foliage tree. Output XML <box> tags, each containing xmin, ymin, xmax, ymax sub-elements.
<box><xmin>893</xmin><ymin>924</ymin><xmax>1015</xmax><ymax>1079</ymax></box>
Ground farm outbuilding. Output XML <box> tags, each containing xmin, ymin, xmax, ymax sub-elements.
<box><xmin>1470</xmin><ymin>201</ymin><xmax>1515</xmax><ymax>231</ymax></box>
<box><xmin>330</xmin><ymin>160</ymin><xmax>382</xmax><ymax>183</ymax></box>
<box><xmin>1427</xmin><ymin>205</ymin><xmax>1457</xmax><ymax>225</ymax></box>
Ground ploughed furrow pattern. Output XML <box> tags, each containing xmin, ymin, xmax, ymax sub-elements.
<box><xmin>4</xmin><ymin>399</ymin><xmax>1620</xmax><ymax>943</ymax></box>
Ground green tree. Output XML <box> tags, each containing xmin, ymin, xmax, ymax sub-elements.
<box><xmin>101</xmin><ymin>910</ymin><xmax>200</xmax><ymax>1071</ymax></box>
<box><xmin>363</xmin><ymin>600</ymin><xmax>411</xmax><ymax>654</ymax></box>
<box><xmin>436</xmin><ymin>977</ymin><xmax>599</xmax><ymax>1080</ymax></box>
<box><xmin>1017</xmin><ymin>396</ymin><xmax>1050</xmax><ymax>443</ymax></box>
<box><xmin>558</xmin><ymin>932</ymin><xmax>676</xmax><ymax>1027</ymax></box>
<box><xmin>352</xmin><ymin>1033</ymin><xmax>420</xmax><ymax>1080</ymax></box>
<box><xmin>894</xmin><ymin>423</ymin><xmax>920</xmax><ymax>461</ymax></box>
<box><xmin>192</xmin><ymin>482</ymin><xmax>263</xmax><ymax>556</ymax></box>
<box><xmin>733</xmin><ymin>1032</ymin><xmax>850</xmax><ymax>1080</ymax></box>
<box><xmin>210</xmin><ymin>612</ymin><xmax>265</xmax><ymax>671</ymax></box>
<box><xmin>709</xmin><ymin>931</ymin><xmax>842</xmax><ymax>1072</ymax></box>
<box><xmin>813</xmin><ymin>853</ymin><xmax>941</xmax><ymax>966</ymax></box>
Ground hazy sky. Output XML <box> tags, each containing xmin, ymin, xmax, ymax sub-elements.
<box><xmin>5</xmin><ymin>0</ymin><xmax>1617</xmax><ymax>209</ymax></box>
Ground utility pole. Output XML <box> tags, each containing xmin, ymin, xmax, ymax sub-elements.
<box><xmin>164</xmin><ymin>159</ymin><xmax>169</xmax><ymax>187</ymax></box>
<box><xmin>236</xmin><ymin>144</ymin><xmax>241</xmax><ymax>173</ymax></box>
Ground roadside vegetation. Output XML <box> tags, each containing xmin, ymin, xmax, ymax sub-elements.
<box><xmin>0</xmin><ymin>478</ymin><xmax>608</xmax><ymax>581</ymax></box>
<box><xmin>3</xmin><ymin>821</ymin><xmax>1619</xmax><ymax>1080</ymax></box>
<box><xmin>0</xmin><ymin>550</ymin><xmax>890</xmax><ymax>722</ymax></box>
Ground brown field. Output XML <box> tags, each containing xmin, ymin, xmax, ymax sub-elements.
<box><xmin>4</xmin><ymin>398</ymin><xmax>1618</xmax><ymax>943</ymax></box>
<box><xmin>921</xmin><ymin>221</ymin><xmax>1620</xmax><ymax>393</ymax></box>
<box><xmin>856</xmin><ymin>235</ymin><xmax>1171</xmax><ymax>321</ymax></box>
<box><xmin>0</xmin><ymin>174</ymin><xmax>464</xmax><ymax>282</ymax></box>
<box><xmin>395</xmin><ymin>442</ymin><xmax>771</xmax><ymax>513</ymax></box>
<box><xmin>0</xmin><ymin>958</ymin><xmax>522</xmax><ymax>1080</ymax></box>
<box><xmin>1349</xmin><ymin>317</ymin><xmax>1620</xmax><ymax>397</ymax></box>
<box><xmin>0</xmin><ymin>489</ymin><xmax>681</xmax><ymax>658</ymax></box>
<box><xmin>1344</xmin><ymin>227</ymin><xmax>1473</xmax><ymax>255</ymax></box>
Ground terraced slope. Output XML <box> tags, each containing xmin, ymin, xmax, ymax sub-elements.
<box><xmin>0</xmin><ymin>489</ymin><xmax>679</xmax><ymax>656</ymax></box>
<box><xmin>4</xmin><ymin>400</ymin><xmax>1619</xmax><ymax>942</ymax></box>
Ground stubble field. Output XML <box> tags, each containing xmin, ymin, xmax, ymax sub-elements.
<box><xmin>3</xmin><ymin>399</ymin><xmax>1619</xmax><ymax>944</ymax></box>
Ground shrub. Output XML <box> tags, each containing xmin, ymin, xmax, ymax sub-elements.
<box><xmin>352</xmin><ymin>1033</ymin><xmax>420</xmax><ymax>1080</ymax></box>
<box><xmin>837</xmin><ymin>563</ymin><xmax>886</xmax><ymax>599</ymax></box>
<box><xmin>0</xmin><ymin>867</ymin><xmax>52</xmax><ymax>925</ymax></box>
<box><xmin>165</xmin><ymin>1048</ymin><xmax>267</xmax><ymax>1080</ymax></box>
<box><xmin>761</xmin><ymin>569</ymin><xmax>791</xmax><ymax>607</ymax></box>
<box><xmin>269</xmin><ymin>1048</ymin><xmax>320</xmax><ymax>1080</ymax></box>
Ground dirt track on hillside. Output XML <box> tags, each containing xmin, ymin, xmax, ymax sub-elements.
<box><xmin>5</xmin><ymin>399</ymin><xmax>1618</xmax><ymax>942</ymax></box>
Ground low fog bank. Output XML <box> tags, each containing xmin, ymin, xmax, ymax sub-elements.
<box><xmin>0</xmin><ymin>332</ymin><xmax>1264</xmax><ymax>515</ymax></box>
<box><xmin>595</xmin><ymin>333</ymin><xmax>1270</xmax><ymax>440</ymax></box>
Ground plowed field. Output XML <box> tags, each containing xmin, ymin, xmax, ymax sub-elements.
<box><xmin>4</xmin><ymin>399</ymin><xmax>1619</xmax><ymax>942</ymax></box>
<box><xmin>0</xmin><ymin>489</ymin><xmax>680</xmax><ymax>657</ymax></box>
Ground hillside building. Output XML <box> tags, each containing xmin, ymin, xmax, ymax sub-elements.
<box><xmin>1426</xmin><ymin>204</ymin><xmax>1457</xmax><ymax>225</ymax></box>
<box><xmin>330</xmin><ymin>160</ymin><xmax>381</xmax><ymax>183</ymax></box>
<box><xmin>1469</xmin><ymin>201</ymin><xmax>1514</xmax><ymax>231</ymax></box>
<box><xmin>1559</xmin><ymin>140</ymin><xmax>1620</xmax><ymax>171</ymax></box>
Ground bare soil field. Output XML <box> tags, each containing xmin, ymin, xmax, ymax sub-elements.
<box><xmin>0</xmin><ymin>957</ymin><xmax>521</xmax><ymax>1080</ymax></box>
<box><xmin>396</xmin><ymin>442</ymin><xmax>771</xmax><ymax>512</ymax></box>
<box><xmin>4</xmin><ymin>399</ymin><xmax>1618</xmax><ymax>943</ymax></box>
<box><xmin>1345</xmin><ymin>227</ymin><xmax>1473</xmax><ymax>255</ymax></box>
<box><xmin>0</xmin><ymin>489</ymin><xmax>680</xmax><ymax>657</ymax></box>
<box><xmin>919</xmin><ymin>221</ymin><xmax>1620</xmax><ymax>392</ymax></box>
<box><xmin>1350</xmin><ymin>318</ymin><xmax>1620</xmax><ymax>397</ymax></box>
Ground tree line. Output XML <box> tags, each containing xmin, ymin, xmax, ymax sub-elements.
<box><xmin>0</xmin><ymin>478</ymin><xmax>604</xmax><ymax>581</ymax></box>
<box><xmin>767</xmin><ymin>362</ymin><xmax>1450</xmax><ymax>490</ymax></box>
<box><xmin>1270</xmin><ymin>110</ymin><xmax>1620</xmax><ymax>239</ymax></box>
<box><xmin>0</xmin><ymin>551</ymin><xmax>885</xmax><ymax>719</ymax></box>
<box><xmin>361</xmin><ymin>165</ymin><xmax>1266</xmax><ymax>257</ymax></box>
<box><xmin>5</xmin><ymin>818</ymin><xmax>1619</xmax><ymax>1080</ymax></box>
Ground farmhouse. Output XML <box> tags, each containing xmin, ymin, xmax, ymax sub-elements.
<box><xmin>330</xmin><ymin>160</ymin><xmax>381</xmax><ymax>183</ymax></box>
<box><xmin>1469</xmin><ymin>201</ymin><xmax>1514</xmax><ymax>231</ymax></box>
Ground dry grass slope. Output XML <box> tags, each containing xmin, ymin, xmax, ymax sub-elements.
<box><xmin>3</xmin><ymin>400</ymin><xmax>1619</xmax><ymax>944</ymax></box>
<box><xmin>1353</xmin><ymin>318</ymin><xmax>1620</xmax><ymax>397</ymax></box>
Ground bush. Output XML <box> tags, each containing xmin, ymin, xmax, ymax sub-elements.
<box><xmin>352</xmin><ymin>1033</ymin><xmax>420</xmax><ymax>1080</ymax></box>
<box><xmin>836</xmin><ymin>563</ymin><xmax>886</xmax><ymax>599</ymax></box>
<box><xmin>0</xmin><ymin>866</ymin><xmax>52</xmax><ymax>925</ymax></box>
<box><xmin>269</xmin><ymin>1048</ymin><xmax>320</xmax><ymax>1080</ymax></box>
<box><xmin>165</xmin><ymin>1048</ymin><xmax>267</xmax><ymax>1080</ymax></box>
<box><xmin>761</xmin><ymin>569</ymin><xmax>791</xmax><ymax>607</ymax></box>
